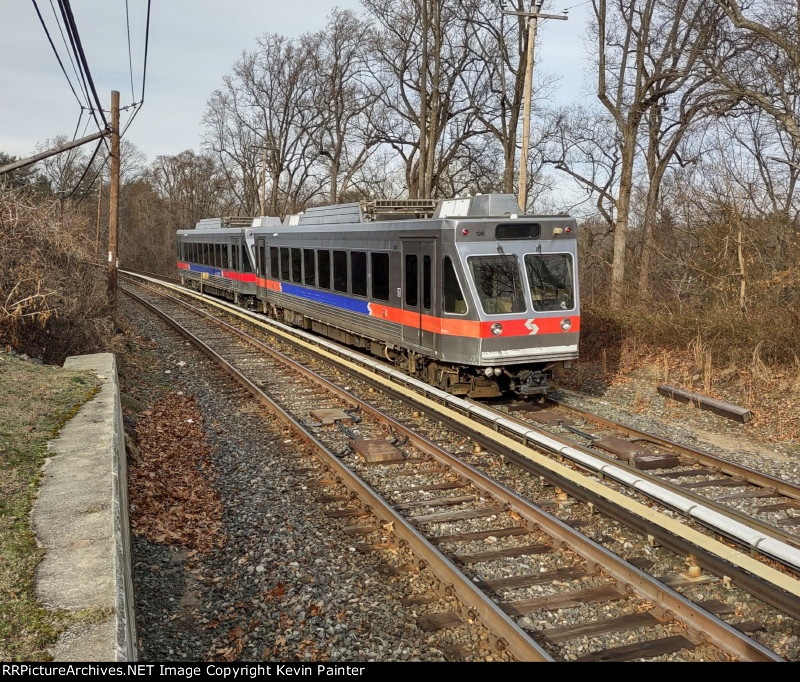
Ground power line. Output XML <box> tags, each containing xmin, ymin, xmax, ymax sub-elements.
<box><xmin>56</xmin><ymin>0</ymin><xmax>108</xmax><ymax>130</ymax></box>
<box><xmin>59</xmin><ymin>138</ymin><xmax>104</xmax><ymax>200</ymax></box>
<box><xmin>30</xmin><ymin>0</ymin><xmax>84</xmax><ymax>109</ymax></box>
<box><xmin>48</xmin><ymin>0</ymin><xmax>90</xmax><ymax>109</ymax></box>
<box><xmin>141</xmin><ymin>0</ymin><xmax>152</xmax><ymax>103</ymax></box>
<box><xmin>124</xmin><ymin>0</ymin><xmax>135</xmax><ymax>101</ymax></box>
<box><xmin>120</xmin><ymin>0</ymin><xmax>152</xmax><ymax>139</ymax></box>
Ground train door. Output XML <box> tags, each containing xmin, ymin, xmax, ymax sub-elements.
<box><xmin>401</xmin><ymin>240</ymin><xmax>436</xmax><ymax>351</ymax></box>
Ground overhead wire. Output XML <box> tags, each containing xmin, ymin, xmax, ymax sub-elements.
<box><xmin>124</xmin><ymin>0</ymin><xmax>136</xmax><ymax>102</ymax></box>
<box><xmin>30</xmin><ymin>0</ymin><xmax>85</xmax><ymax>110</ymax></box>
<box><xmin>120</xmin><ymin>0</ymin><xmax>152</xmax><ymax>139</ymax></box>
<box><xmin>59</xmin><ymin>138</ymin><xmax>104</xmax><ymax>200</ymax></box>
<box><xmin>48</xmin><ymin>0</ymin><xmax>91</xmax><ymax>108</ymax></box>
<box><xmin>56</xmin><ymin>0</ymin><xmax>108</xmax><ymax>130</ymax></box>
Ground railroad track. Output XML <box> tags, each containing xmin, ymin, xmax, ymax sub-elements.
<box><xmin>120</xmin><ymin>275</ymin><xmax>790</xmax><ymax>661</ymax></box>
<box><xmin>121</xmin><ymin>270</ymin><xmax>800</xmax><ymax>566</ymax></box>
<box><xmin>494</xmin><ymin>398</ymin><xmax>800</xmax><ymax>550</ymax></box>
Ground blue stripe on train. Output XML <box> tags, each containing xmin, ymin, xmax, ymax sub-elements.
<box><xmin>186</xmin><ymin>264</ymin><xmax>222</xmax><ymax>277</ymax></box>
<box><xmin>184</xmin><ymin>263</ymin><xmax>370</xmax><ymax>315</ymax></box>
<box><xmin>281</xmin><ymin>283</ymin><xmax>370</xmax><ymax>315</ymax></box>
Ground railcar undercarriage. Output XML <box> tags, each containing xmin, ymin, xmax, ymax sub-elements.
<box><xmin>188</xmin><ymin>285</ymin><xmax>560</xmax><ymax>399</ymax></box>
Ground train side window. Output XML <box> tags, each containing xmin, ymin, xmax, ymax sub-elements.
<box><xmin>371</xmin><ymin>253</ymin><xmax>389</xmax><ymax>301</ymax></box>
<box><xmin>261</xmin><ymin>246</ymin><xmax>267</xmax><ymax>275</ymax></box>
<box><xmin>351</xmin><ymin>252</ymin><xmax>367</xmax><ymax>297</ymax></box>
<box><xmin>291</xmin><ymin>248</ymin><xmax>302</xmax><ymax>283</ymax></box>
<box><xmin>204</xmin><ymin>243</ymin><xmax>210</xmax><ymax>266</ymax></box>
<box><xmin>231</xmin><ymin>243</ymin><xmax>239</xmax><ymax>271</ymax></box>
<box><xmin>405</xmin><ymin>254</ymin><xmax>418</xmax><ymax>307</ymax></box>
<box><xmin>318</xmin><ymin>250</ymin><xmax>331</xmax><ymax>290</ymax></box>
<box><xmin>333</xmin><ymin>250</ymin><xmax>348</xmax><ymax>292</ymax></box>
<box><xmin>241</xmin><ymin>244</ymin><xmax>253</xmax><ymax>273</ymax></box>
<box><xmin>442</xmin><ymin>256</ymin><xmax>467</xmax><ymax>314</ymax></box>
<box><xmin>221</xmin><ymin>244</ymin><xmax>229</xmax><ymax>269</ymax></box>
<box><xmin>270</xmin><ymin>247</ymin><xmax>279</xmax><ymax>278</ymax></box>
<box><xmin>303</xmin><ymin>249</ymin><xmax>315</xmax><ymax>286</ymax></box>
<box><xmin>212</xmin><ymin>244</ymin><xmax>218</xmax><ymax>268</ymax></box>
<box><xmin>423</xmin><ymin>255</ymin><xmax>431</xmax><ymax>310</ymax></box>
<box><xmin>280</xmin><ymin>247</ymin><xmax>290</xmax><ymax>281</ymax></box>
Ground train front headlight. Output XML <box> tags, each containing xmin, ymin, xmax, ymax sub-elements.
<box><xmin>560</xmin><ymin>318</ymin><xmax>572</xmax><ymax>331</ymax></box>
<box><xmin>491</xmin><ymin>323</ymin><xmax>503</xmax><ymax>336</ymax></box>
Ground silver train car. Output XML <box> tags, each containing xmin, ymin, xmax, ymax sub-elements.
<box><xmin>176</xmin><ymin>194</ymin><xmax>580</xmax><ymax>398</ymax></box>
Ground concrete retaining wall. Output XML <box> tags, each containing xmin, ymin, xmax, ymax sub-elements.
<box><xmin>32</xmin><ymin>352</ymin><xmax>137</xmax><ymax>661</ymax></box>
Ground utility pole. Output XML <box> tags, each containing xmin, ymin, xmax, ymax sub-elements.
<box><xmin>108</xmin><ymin>90</ymin><xmax>120</xmax><ymax>309</ymax></box>
<box><xmin>502</xmin><ymin>2</ymin><xmax>567</xmax><ymax>212</ymax></box>
<box><xmin>95</xmin><ymin>178</ymin><xmax>103</xmax><ymax>258</ymax></box>
<box><xmin>259</xmin><ymin>146</ymin><xmax>268</xmax><ymax>216</ymax></box>
<box><xmin>252</xmin><ymin>144</ymin><xmax>278</xmax><ymax>215</ymax></box>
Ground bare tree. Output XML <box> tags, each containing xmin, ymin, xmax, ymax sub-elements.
<box><xmin>591</xmin><ymin>0</ymin><xmax>721</xmax><ymax>306</ymax></box>
<box><xmin>711</xmin><ymin>1</ymin><xmax>800</xmax><ymax>146</ymax></box>
<box><xmin>363</xmin><ymin>0</ymin><xmax>488</xmax><ymax>198</ymax></box>
<box><xmin>308</xmin><ymin>9</ymin><xmax>381</xmax><ymax>203</ymax></box>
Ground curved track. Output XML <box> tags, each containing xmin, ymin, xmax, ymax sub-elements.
<box><xmin>121</xmin><ymin>273</ymin><xmax>793</xmax><ymax>661</ymax></box>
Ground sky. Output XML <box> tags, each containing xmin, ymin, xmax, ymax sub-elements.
<box><xmin>0</xmin><ymin>1</ymin><xmax>593</xmax><ymax>166</ymax></box>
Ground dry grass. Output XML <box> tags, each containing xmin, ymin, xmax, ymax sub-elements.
<box><xmin>574</xmin><ymin>302</ymin><xmax>800</xmax><ymax>442</ymax></box>
<box><xmin>0</xmin><ymin>189</ymin><xmax>112</xmax><ymax>364</ymax></box>
<box><xmin>0</xmin><ymin>352</ymin><xmax>99</xmax><ymax>660</ymax></box>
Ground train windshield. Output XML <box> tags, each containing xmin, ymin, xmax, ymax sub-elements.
<box><xmin>525</xmin><ymin>254</ymin><xmax>574</xmax><ymax>311</ymax></box>
<box><xmin>468</xmin><ymin>255</ymin><xmax>526</xmax><ymax>314</ymax></box>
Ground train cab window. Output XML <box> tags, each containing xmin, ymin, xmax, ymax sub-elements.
<box><xmin>442</xmin><ymin>256</ymin><xmax>466</xmax><ymax>314</ymax></box>
<box><xmin>241</xmin><ymin>245</ymin><xmax>253</xmax><ymax>273</ymax></box>
<box><xmin>333</xmin><ymin>250</ymin><xmax>348</xmax><ymax>292</ymax></box>
<box><xmin>525</xmin><ymin>254</ymin><xmax>574</xmax><ymax>311</ymax></box>
<box><xmin>405</xmin><ymin>254</ymin><xmax>418</xmax><ymax>307</ymax></box>
<box><xmin>270</xmin><ymin>247</ymin><xmax>279</xmax><ymax>278</ymax></box>
<box><xmin>351</xmin><ymin>252</ymin><xmax>367</xmax><ymax>297</ymax></box>
<box><xmin>318</xmin><ymin>250</ymin><xmax>331</xmax><ymax>290</ymax></box>
<box><xmin>371</xmin><ymin>253</ymin><xmax>389</xmax><ymax>301</ymax></box>
<box><xmin>291</xmin><ymin>248</ymin><xmax>302</xmax><ymax>283</ymax></box>
<box><xmin>303</xmin><ymin>249</ymin><xmax>315</xmax><ymax>286</ymax></box>
<box><xmin>423</xmin><ymin>255</ymin><xmax>431</xmax><ymax>310</ymax></box>
<box><xmin>468</xmin><ymin>255</ymin><xmax>525</xmax><ymax>314</ymax></box>
<box><xmin>280</xmin><ymin>248</ymin><xmax>290</xmax><ymax>281</ymax></box>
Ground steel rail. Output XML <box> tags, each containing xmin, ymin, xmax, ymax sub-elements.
<box><xmin>120</xmin><ymin>272</ymin><xmax>800</xmax><ymax>622</ymax></box>
<box><xmin>122</xmin><ymin>278</ymin><xmax>785</xmax><ymax>661</ymax></box>
<box><xmin>474</xmin><ymin>401</ymin><xmax>800</xmax><ymax>553</ymax></box>
<box><xmin>121</xmin><ymin>283</ymin><xmax>554</xmax><ymax>662</ymax></box>
<box><xmin>544</xmin><ymin>396</ymin><xmax>800</xmax><ymax>500</ymax></box>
